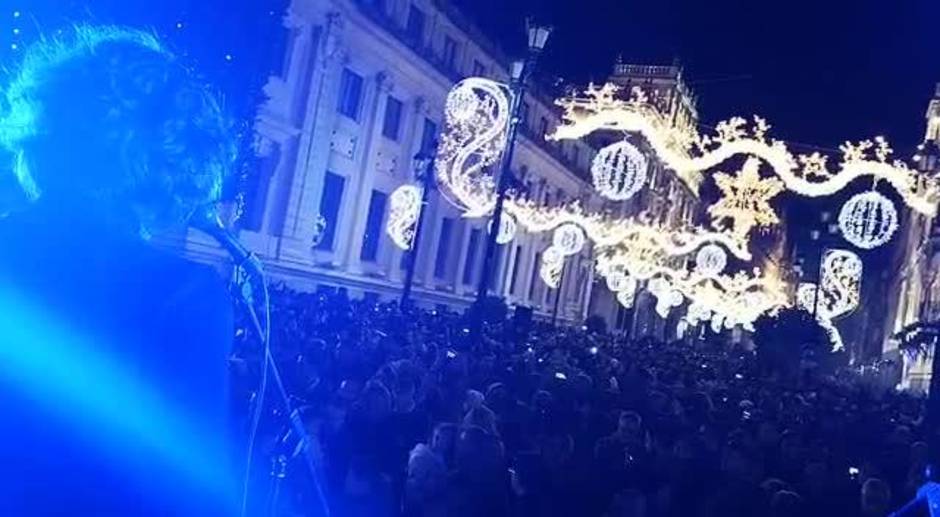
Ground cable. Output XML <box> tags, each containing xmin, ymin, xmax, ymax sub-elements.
<box><xmin>239</xmin><ymin>267</ymin><xmax>271</xmax><ymax>517</ymax></box>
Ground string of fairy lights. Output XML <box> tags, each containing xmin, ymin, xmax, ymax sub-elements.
<box><xmin>384</xmin><ymin>76</ymin><xmax>937</xmax><ymax>341</ymax></box>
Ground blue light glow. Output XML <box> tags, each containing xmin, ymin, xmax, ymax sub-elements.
<box><xmin>0</xmin><ymin>286</ymin><xmax>238</xmax><ymax>509</ymax></box>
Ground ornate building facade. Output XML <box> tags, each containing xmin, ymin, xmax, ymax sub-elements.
<box><xmin>182</xmin><ymin>0</ymin><xmax>602</xmax><ymax>322</ymax></box>
<box><xmin>882</xmin><ymin>84</ymin><xmax>940</xmax><ymax>391</ymax></box>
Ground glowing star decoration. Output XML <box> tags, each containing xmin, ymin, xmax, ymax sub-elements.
<box><xmin>489</xmin><ymin>214</ymin><xmax>517</xmax><ymax>244</ymax></box>
<box><xmin>540</xmin><ymin>246</ymin><xmax>565</xmax><ymax>288</ymax></box>
<box><xmin>695</xmin><ymin>244</ymin><xmax>727</xmax><ymax>277</ymax></box>
<box><xmin>708</xmin><ymin>158</ymin><xmax>785</xmax><ymax>239</ymax></box>
<box><xmin>590</xmin><ymin>140</ymin><xmax>649</xmax><ymax>200</ymax></box>
<box><xmin>838</xmin><ymin>190</ymin><xmax>899</xmax><ymax>249</ymax></box>
<box><xmin>550</xmin><ymin>83</ymin><xmax>940</xmax><ymax>216</ymax></box>
<box><xmin>552</xmin><ymin>223</ymin><xmax>586</xmax><ymax>256</ymax></box>
<box><xmin>386</xmin><ymin>185</ymin><xmax>423</xmax><ymax>250</ymax></box>
<box><xmin>435</xmin><ymin>78</ymin><xmax>510</xmax><ymax>217</ymax></box>
<box><xmin>796</xmin><ymin>249</ymin><xmax>863</xmax><ymax>351</ymax></box>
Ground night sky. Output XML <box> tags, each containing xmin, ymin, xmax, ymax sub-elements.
<box><xmin>456</xmin><ymin>0</ymin><xmax>940</xmax><ymax>152</ymax></box>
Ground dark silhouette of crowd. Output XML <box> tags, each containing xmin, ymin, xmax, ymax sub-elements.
<box><xmin>230</xmin><ymin>285</ymin><xmax>928</xmax><ymax>517</ymax></box>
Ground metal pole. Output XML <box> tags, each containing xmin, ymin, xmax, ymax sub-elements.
<box><xmin>812</xmin><ymin>246</ymin><xmax>826</xmax><ymax>320</ymax></box>
<box><xmin>551</xmin><ymin>261</ymin><xmax>566</xmax><ymax>327</ymax></box>
<box><xmin>400</xmin><ymin>155</ymin><xmax>435</xmax><ymax>309</ymax></box>
<box><xmin>472</xmin><ymin>67</ymin><xmax>529</xmax><ymax>337</ymax></box>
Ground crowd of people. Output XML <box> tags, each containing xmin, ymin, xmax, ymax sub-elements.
<box><xmin>230</xmin><ymin>285</ymin><xmax>929</xmax><ymax>517</ymax></box>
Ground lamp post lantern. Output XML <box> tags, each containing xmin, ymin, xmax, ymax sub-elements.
<box><xmin>473</xmin><ymin>20</ymin><xmax>552</xmax><ymax>339</ymax></box>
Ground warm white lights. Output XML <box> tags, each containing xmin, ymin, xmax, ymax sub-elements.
<box><xmin>708</xmin><ymin>157</ymin><xmax>785</xmax><ymax>239</ymax></box>
<box><xmin>591</xmin><ymin>140</ymin><xmax>649</xmax><ymax>200</ymax></box>
<box><xmin>551</xmin><ymin>83</ymin><xmax>940</xmax><ymax>216</ymax></box>
<box><xmin>540</xmin><ymin>246</ymin><xmax>565</xmax><ymax>288</ymax></box>
<box><xmin>490</xmin><ymin>213</ymin><xmax>517</xmax><ymax>245</ymax></box>
<box><xmin>838</xmin><ymin>190</ymin><xmax>899</xmax><ymax>250</ymax></box>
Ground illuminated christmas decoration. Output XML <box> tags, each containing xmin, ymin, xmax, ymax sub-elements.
<box><xmin>552</xmin><ymin>222</ymin><xmax>586</xmax><ymax>256</ymax></box>
<box><xmin>708</xmin><ymin>158</ymin><xmax>785</xmax><ymax>239</ymax></box>
<box><xmin>796</xmin><ymin>249</ymin><xmax>863</xmax><ymax>350</ymax></box>
<box><xmin>489</xmin><ymin>213</ymin><xmax>517</xmax><ymax>244</ymax></box>
<box><xmin>539</xmin><ymin>246</ymin><xmax>565</xmax><ymax>288</ymax></box>
<box><xmin>311</xmin><ymin>213</ymin><xmax>328</xmax><ymax>248</ymax></box>
<box><xmin>837</xmin><ymin>190</ymin><xmax>899</xmax><ymax>249</ymax></box>
<box><xmin>386</xmin><ymin>185</ymin><xmax>423</xmax><ymax>250</ymax></box>
<box><xmin>435</xmin><ymin>77</ymin><xmax>510</xmax><ymax>217</ymax></box>
<box><xmin>695</xmin><ymin>244</ymin><xmax>728</xmax><ymax>277</ymax></box>
<box><xmin>590</xmin><ymin>140</ymin><xmax>649</xmax><ymax>200</ymax></box>
<box><xmin>551</xmin><ymin>83</ymin><xmax>940</xmax><ymax>216</ymax></box>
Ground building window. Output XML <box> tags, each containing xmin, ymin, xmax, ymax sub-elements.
<box><xmin>463</xmin><ymin>228</ymin><xmax>481</xmax><ymax>285</ymax></box>
<box><xmin>509</xmin><ymin>245</ymin><xmax>523</xmax><ymax>295</ymax></box>
<box><xmin>443</xmin><ymin>36</ymin><xmax>458</xmax><ymax>69</ymax></box>
<box><xmin>421</xmin><ymin>118</ymin><xmax>438</xmax><ymax>151</ymax></box>
<box><xmin>360</xmin><ymin>190</ymin><xmax>388</xmax><ymax>261</ymax></box>
<box><xmin>405</xmin><ymin>5</ymin><xmax>426</xmax><ymax>44</ymax></box>
<box><xmin>472</xmin><ymin>59</ymin><xmax>486</xmax><ymax>77</ymax></box>
<box><xmin>315</xmin><ymin>172</ymin><xmax>346</xmax><ymax>250</ymax></box>
<box><xmin>528</xmin><ymin>252</ymin><xmax>541</xmax><ymax>300</ymax></box>
<box><xmin>434</xmin><ymin>218</ymin><xmax>454</xmax><ymax>279</ymax></box>
<box><xmin>382</xmin><ymin>96</ymin><xmax>403</xmax><ymax>140</ymax></box>
<box><xmin>571</xmin><ymin>146</ymin><xmax>580</xmax><ymax>166</ymax></box>
<box><xmin>520</xmin><ymin>102</ymin><xmax>530</xmax><ymax>128</ymax></box>
<box><xmin>337</xmin><ymin>68</ymin><xmax>364</xmax><ymax>120</ymax></box>
<box><xmin>539</xmin><ymin>117</ymin><xmax>549</xmax><ymax>138</ymax></box>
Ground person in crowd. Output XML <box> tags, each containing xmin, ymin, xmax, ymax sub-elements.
<box><xmin>230</xmin><ymin>285</ymin><xmax>932</xmax><ymax>516</ymax></box>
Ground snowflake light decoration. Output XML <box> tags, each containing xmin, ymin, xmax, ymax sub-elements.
<box><xmin>708</xmin><ymin>157</ymin><xmax>785</xmax><ymax>239</ymax></box>
<box><xmin>695</xmin><ymin>244</ymin><xmax>728</xmax><ymax>277</ymax></box>
<box><xmin>838</xmin><ymin>190</ymin><xmax>899</xmax><ymax>249</ymax></box>
<box><xmin>590</xmin><ymin>140</ymin><xmax>649</xmax><ymax>200</ymax></box>
<box><xmin>386</xmin><ymin>185</ymin><xmax>423</xmax><ymax>250</ymax></box>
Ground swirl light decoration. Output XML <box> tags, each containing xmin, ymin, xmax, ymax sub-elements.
<box><xmin>435</xmin><ymin>77</ymin><xmax>511</xmax><ymax>217</ymax></box>
<box><xmin>837</xmin><ymin>190</ymin><xmax>899</xmax><ymax>249</ymax></box>
<box><xmin>386</xmin><ymin>185</ymin><xmax>423</xmax><ymax>250</ymax></box>
<box><xmin>796</xmin><ymin>249</ymin><xmax>863</xmax><ymax>350</ymax></box>
<box><xmin>591</xmin><ymin>140</ymin><xmax>650</xmax><ymax>200</ymax></box>
<box><xmin>551</xmin><ymin>83</ymin><xmax>940</xmax><ymax>216</ymax></box>
<box><xmin>540</xmin><ymin>246</ymin><xmax>565</xmax><ymax>288</ymax></box>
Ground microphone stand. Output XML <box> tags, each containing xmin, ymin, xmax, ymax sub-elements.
<box><xmin>230</xmin><ymin>254</ymin><xmax>331</xmax><ymax>517</ymax></box>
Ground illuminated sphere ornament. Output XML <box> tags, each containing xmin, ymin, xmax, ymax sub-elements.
<box><xmin>837</xmin><ymin>191</ymin><xmax>898</xmax><ymax>249</ymax></box>
<box><xmin>552</xmin><ymin>223</ymin><xmax>586</xmax><ymax>256</ymax></box>
<box><xmin>590</xmin><ymin>140</ymin><xmax>649</xmax><ymax>201</ymax></box>
<box><xmin>695</xmin><ymin>244</ymin><xmax>727</xmax><ymax>276</ymax></box>
<box><xmin>446</xmin><ymin>84</ymin><xmax>481</xmax><ymax>123</ymax></box>
<box><xmin>489</xmin><ymin>214</ymin><xmax>517</xmax><ymax>244</ymax></box>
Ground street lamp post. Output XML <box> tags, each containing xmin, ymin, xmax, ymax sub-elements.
<box><xmin>809</xmin><ymin>212</ymin><xmax>839</xmax><ymax>320</ymax></box>
<box><xmin>551</xmin><ymin>261</ymin><xmax>566</xmax><ymax>327</ymax></box>
<box><xmin>472</xmin><ymin>20</ymin><xmax>551</xmax><ymax>338</ymax></box>
<box><xmin>400</xmin><ymin>146</ymin><xmax>436</xmax><ymax>309</ymax></box>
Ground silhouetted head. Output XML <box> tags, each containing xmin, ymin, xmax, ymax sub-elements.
<box><xmin>0</xmin><ymin>25</ymin><xmax>236</xmax><ymax>236</ymax></box>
